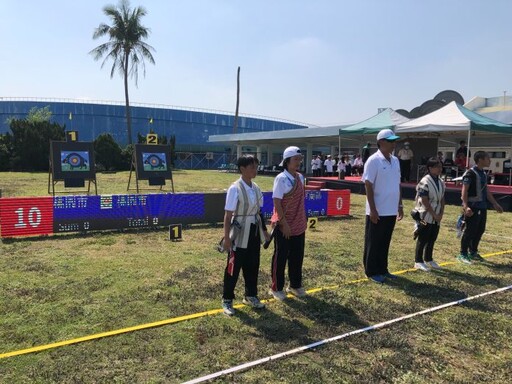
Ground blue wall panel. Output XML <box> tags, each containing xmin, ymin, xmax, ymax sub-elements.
<box><xmin>0</xmin><ymin>100</ymin><xmax>306</xmax><ymax>149</ymax></box>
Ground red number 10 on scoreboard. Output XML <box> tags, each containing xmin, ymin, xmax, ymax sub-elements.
<box><xmin>0</xmin><ymin>197</ymin><xmax>54</xmax><ymax>238</ymax></box>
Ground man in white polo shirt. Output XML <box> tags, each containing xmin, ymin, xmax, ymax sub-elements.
<box><xmin>362</xmin><ymin>129</ymin><xmax>404</xmax><ymax>284</ymax></box>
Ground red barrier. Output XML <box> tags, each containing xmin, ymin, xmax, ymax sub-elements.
<box><xmin>0</xmin><ymin>197</ymin><xmax>54</xmax><ymax>238</ymax></box>
<box><xmin>326</xmin><ymin>189</ymin><xmax>351</xmax><ymax>216</ymax></box>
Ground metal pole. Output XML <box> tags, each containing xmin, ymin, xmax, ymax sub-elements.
<box><xmin>466</xmin><ymin>129</ymin><xmax>471</xmax><ymax>168</ymax></box>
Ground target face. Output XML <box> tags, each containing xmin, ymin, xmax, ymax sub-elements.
<box><xmin>60</xmin><ymin>151</ymin><xmax>90</xmax><ymax>172</ymax></box>
<box><xmin>69</xmin><ymin>154</ymin><xmax>81</xmax><ymax>166</ymax></box>
<box><xmin>142</xmin><ymin>152</ymin><xmax>167</xmax><ymax>171</ymax></box>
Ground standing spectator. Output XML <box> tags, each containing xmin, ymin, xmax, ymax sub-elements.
<box><xmin>362</xmin><ymin>142</ymin><xmax>371</xmax><ymax>164</ymax></box>
<box><xmin>397</xmin><ymin>141</ymin><xmax>414</xmax><ymax>182</ymax></box>
<box><xmin>310</xmin><ymin>156</ymin><xmax>318</xmax><ymax>176</ymax></box>
<box><xmin>345</xmin><ymin>156</ymin><xmax>352</xmax><ymax>176</ymax></box>
<box><xmin>319</xmin><ymin>155</ymin><xmax>325</xmax><ymax>176</ymax></box>
<box><xmin>362</xmin><ymin>129</ymin><xmax>404</xmax><ymax>284</ymax></box>
<box><xmin>221</xmin><ymin>155</ymin><xmax>270</xmax><ymax>316</ymax></box>
<box><xmin>324</xmin><ymin>155</ymin><xmax>335</xmax><ymax>177</ymax></box>
<box><xmin>437</xmin><ymin>151</ymin><xmax>444</xmax><ymax>164</ymax></box>
<box><xmin>352</xmin><ymin>154</ymin><xmax>364</xmax><ymax>176</ymax></box>
<box><xmin>443</xmin><ymin>155</ymin><xmax>456</xmax><ymax>179</ymax></box>
<box><xmin>454</xmin><ymin>152</ymin><xmax>467</xmax><ymax>174</ymax></box>
<box><xmin>456</xmin><ymin>140</ymin><xmax>470</xmax><ymax>159</ymax></box>
<box><xmin>458</xmin><ymin>151</ymin><xmax>503</xmax><ymax>263</ymax></box>
<box><xmin>313</xmin><ymin>155</ymin><xmax>322</xmax><ymax>176</ymax></box>
<box><xmin>413</xmin><ymin>157</ymin><xmax>446</xmax><ymax>271</ymax></box>
<box><xmin>269</xmin><ymin>146</ymin><xmax>308</xmax><ymax>300</ymax></box>
<box><xmin>337</xmin><ymin>156</ymin><xmax>346</xmax><ymax>179</ymax></box>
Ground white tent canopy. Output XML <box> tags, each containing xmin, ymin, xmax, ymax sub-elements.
<box><xmin>396</xmin><ymin>101</ymin><xmax>512</xmax><ymax>134</ymax></box>
<box><xmin>396</xmin><ymin>101</ymin><xmax>512</xmax><ymax>169</ymax></box>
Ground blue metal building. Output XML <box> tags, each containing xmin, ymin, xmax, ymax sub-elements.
<box><xmin>0</xmin><ymin>98</ymin><xmax>307</xmax><ymax>153</ymax></box>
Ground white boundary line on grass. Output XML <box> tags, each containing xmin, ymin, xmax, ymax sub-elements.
<box><xmin>182</xmin><ymin>285</ymin><xmax>512</xmax><ymax>384</ymax></box>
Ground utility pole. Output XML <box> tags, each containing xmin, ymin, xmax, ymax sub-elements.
<box><xmin>233</xmin><ymin>66</ymin><xmax>240</xmax><ymax>134</ymax></box>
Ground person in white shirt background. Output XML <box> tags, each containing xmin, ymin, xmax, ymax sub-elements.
<box><xmin>324</xmin><ymin>155</ymin><xmax>335</xmax><ymax>177</ymax></box>
<box><xmin>397</xmin><ymin>141</ymin><xmax>414</xmax><ymax>182</ymax></box>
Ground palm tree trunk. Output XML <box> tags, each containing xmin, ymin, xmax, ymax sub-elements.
<box><xmin>233</xmin><ymin>66</ymin><xmax>240</xmax><ymax>134</ymax></box>
<box><xmin>124</xmin><ymin>54</ymin><xmax>132</xmax><ymax>145</ymax></box>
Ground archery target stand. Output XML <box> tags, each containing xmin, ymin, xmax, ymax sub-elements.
<box><xmin>127</xmin><ymin>143</ymin><xmax>175</xmax><ymax>194</ymax></box>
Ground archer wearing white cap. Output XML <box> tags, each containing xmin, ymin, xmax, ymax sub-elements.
<box><xmin>397</xmin><ymin>141</ymin><xmax>414</xmax><ymax>182</ymax></box>
<box><xmin>362</xmin><ymin>129</ymin><xmax>404</xmax><ymax>284</ymax></box>
<box><xmin>269</xmin><ymin>146</ymin><xmax>307</xmax><ymax>300</ymax></box>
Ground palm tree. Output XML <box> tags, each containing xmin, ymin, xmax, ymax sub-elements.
<box><xmin>89</xmin><ymin>0</ymin><xmax>155</xmax><ymax>145</ymax></box>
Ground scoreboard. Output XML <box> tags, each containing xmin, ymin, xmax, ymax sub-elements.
<box><xmin>0</xmin><ymin>190</ymin><xmax>350</xmax><ymax>238</ymax></box>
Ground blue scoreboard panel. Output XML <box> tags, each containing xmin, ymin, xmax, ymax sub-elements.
<box><xmin>0</xmin><ymin>190</ymin><xmax>351</xmax><ymax>238</ymax></box>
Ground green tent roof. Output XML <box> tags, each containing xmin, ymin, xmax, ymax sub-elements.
<box><xmin>339</xmin><ymin>108</ymin><xmax>410</xmax><ymax>136</ymax></box>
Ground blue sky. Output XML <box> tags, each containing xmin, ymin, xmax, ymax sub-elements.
<box><xmin>1</xmin><ymin>0</ymin><xmax>511</xmax><ymax>126</ymax></box>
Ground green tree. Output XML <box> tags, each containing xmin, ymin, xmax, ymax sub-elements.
<box><xmin>6</xmin><ymin>115</ymin><xmax>65</xmax><ymax>171</ymax></box>
<box><xmin>89</xmin><ymin>0</ymin><xmax>156</xmax><ymax>145</ymax></box>
<box><xmin>26</xmin><ymin>106</ymin><xmax>52</xmax><ymax>123</ymax></box>
<box><xmin>94</xmin><ymin>133</ymin><xmax>124</xmax><ymax>171</ymax></box>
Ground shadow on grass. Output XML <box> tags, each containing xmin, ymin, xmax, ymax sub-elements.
<box><xmin>393</xmin><ymin>276</ymin><xmax>467</xmax><ymax>303</ymax></box>
<box><xmin>481</xmin><ymin>260</ymin><xmax>512</xmax><ymax>274</ymax></box>
<box><xmin>387</xmin><ymin>273</ymin><xmax>504</xmax><ymax>313</ymax></box>
<box><xmin>431</xmin><ymin>268</ymin><xmax>503</xmax><ymax>287</ymax></box>
<box><xmin>237</xmin><ymin>293</ymin><xmax>368</xmax><ymax>345</ymax></box>
<box><xmin>284</xmin><ymin>293</ymin><xmax>368</xmax><ymax>329</ymax></box>
<box><xmin>236</xmin><ymin>307</ymin><xmax>310</xmax><ymax>343</ymax></box>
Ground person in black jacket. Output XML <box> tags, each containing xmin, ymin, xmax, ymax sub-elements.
<box><xmin>457</xmin><ymin>151</ymin><xmax>503</xmax><ymax>264</ymax></box>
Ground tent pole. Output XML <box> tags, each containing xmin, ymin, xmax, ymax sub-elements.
<box><xmin>466</xmin><ymin>128</ymin><xmax>471</xmax><ymax>168</ymax></box>
<box><xmin>338</xmin><ymin>129</ymin><xmax>341</xmax><ymax>161</ymax></box>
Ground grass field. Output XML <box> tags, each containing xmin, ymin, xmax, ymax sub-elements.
<box><xmin>1</xmin><ymin>171</ymin><xmax>511</xmax><ymax>383</ymax></box>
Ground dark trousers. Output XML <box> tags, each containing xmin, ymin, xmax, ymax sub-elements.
<box><xmin>400</xmin><ymin>160</ymin><xmax>411</xmax><ymax>182</ymax></box>
<box><xmin>461</xmin><ymin>209</ymin><xmax>487</xmax><ymax>255</ymax></box>
<box><xmin>271</xmin><ymin>229</ymin><xmax>305</xmax><ymax>291</ymax></box>
<box><xmin>223</xmin><ymin>225</ymin><xmax>261</xmax><ymax>300</ymax></box>
<box><xmin>415</xmin><ymin>223</ymin><xmax>440</xmax><ymax>262</ymax></box>
<box><xmin>363</xmin><ymin>215</ymin><xmax>396</xmax><ymax>276</ymax></box>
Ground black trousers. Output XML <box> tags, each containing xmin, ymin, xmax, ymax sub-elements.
<box><xmin>461</xmin><ymin>209</ymin><xmax>487</xmax><ymax>255</ymax></box>
<box><xmin>363</xmin><ymin>215</ymin><xmax>396</xmax><ymax>276</ymax></box>
<box><xmin>400</xmin><ymin>159</ymin><xmax>411</xmax><ymax>182</ymax></box>
<box><xmin>415</xmin><ymin>223</ymin><xmax>440</xmax><ymax>262</ymax></box>
<box><xmin>271</xmin><ymin>229</ymin><xmax>305</xmax><ymax>291</ymax></box>
<box><xmin>223</xmin><ymin>224</ymin><xmax>261</xmax><ymax>300</ymax></box>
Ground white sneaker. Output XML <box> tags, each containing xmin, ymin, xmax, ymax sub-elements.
<box><xmin>268</xmin><ymin>289</ymin><xmax>286</xmax><ymax>301</ymax></box>
<box><xmin>286</xmin><ymin>286</ymin><xmax>307</xmax><ymax>298</ymax></box>
<box><xmin>243</xmin><ymin>296</ymin><xmax>265</xmax><ymax>309</ymax></box>
<box><xmin>222</xmin><ymin>299</ymin><xmax>235</xmax><ymax>316</ymax></box>
<box><xmin>414</xmin><ymin>262</ymin><xmax>430</xmax><ymax>272</ymax></box>
<box><xmin>426</xmin><ymin>260</ymin><xmax>442</xmax><ymax>269</ymax></box>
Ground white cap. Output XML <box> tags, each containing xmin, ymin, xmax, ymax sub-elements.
<box><xmin>376</xmin><ymin>129</ymin><xmax>400</xmax><ymax>141</ymax></box>
<box><xmin>279</xmin><ymin>146</ymin><xmax>302</xmax><ymax>166</ymax></box>
<box><xmin>404</xmin><ymin>141</ymin><xmax>410</xmax><ymax>145</ymax></box>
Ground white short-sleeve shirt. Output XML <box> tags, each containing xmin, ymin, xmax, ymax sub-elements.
<box><xmin>362</xmin><ymin>150</ymin><xmax>401</xmax><ymax>216</ymax></box>
<box><xmin>324</xmin><ymin>159</ymin><xmax>335</xmax><ymax>172</ymax></box>
<box><xmin>272</xmin><ymin>170</ymin><xmax>305</xmax><ymax>199</ymax></box>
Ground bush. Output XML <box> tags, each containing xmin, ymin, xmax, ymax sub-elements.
<box><xmin>94</xmin><ymin>133</ymin><xmax>124</xmax><ymax>171</ymax></box>
<box><xmin>120</xmin><ymin>144</ymin><xmax>135</xmax><ymax>171</ymax></box>
<box><xmin>0</xmin><ymin>141</ymin><xmax>10</xmax><ymax>171</ymax></box>
<box><xmin>7</xmin><ymin>119</ymin><xmax>65</xmax><ymax>171</ymax></box>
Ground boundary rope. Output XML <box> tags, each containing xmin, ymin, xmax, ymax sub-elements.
<box><xmin>183</xmin><ymin>284</ymin><xmax>512</xmax><ymax>383</ymax></box>
<box><xmin>1</xmin><ymin>249</ymin><xmax>510</xmax><ymax>360</ymax></box>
